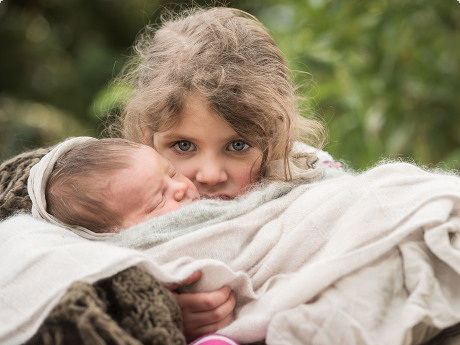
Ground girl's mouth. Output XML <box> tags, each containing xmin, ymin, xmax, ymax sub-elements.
<box><xmin>201</xmin><ymin>194</ymin><xmax>232</xmax><ymax>200</ymax></box>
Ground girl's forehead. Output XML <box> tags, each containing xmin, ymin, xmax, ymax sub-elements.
<box><xmin>158</xmin><ymin>94</ymin><xmax>256</xmax><ymax>145</ymax></box>
<box><xmin>157</xmin><ymin>94</ymin><xmax>210</xmax><ymax>129</ymax></box>
<box><xmin>169</xmin><ymin>96</ymin><xmax>226</xmax><ymax>128</ymax></box>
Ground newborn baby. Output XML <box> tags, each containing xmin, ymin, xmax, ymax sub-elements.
<box><xmin>28</xmin><ymin>137</ymin><xmax>199</xmax><ymax>233</ymax></box>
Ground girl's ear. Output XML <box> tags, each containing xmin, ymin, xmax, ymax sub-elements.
<box><xmin>141</xmin><ymin>127</ymin><xmax>148</xmax><ymax>142</ymax></box>
<box><xmin>140</xmin><ymin>127</ymin><xmax>155</xmax><ymax>147</ymax></box>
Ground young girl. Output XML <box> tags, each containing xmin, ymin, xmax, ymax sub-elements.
<box><xmin>112</xmin><ymin>7</ymin><xmax>328</xmax><ymax>197</ymax></box>
<box><xmin>109</xmin><ymin>6</ymin><xmax>336</xmax><ymax>342</ymax></box>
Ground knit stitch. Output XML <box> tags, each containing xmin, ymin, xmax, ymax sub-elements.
<box><xmin>25</xmin><ymin>267</ymin><xmax>186</xmax><ymax>345</ymax></box>
<box><xmin>0</xmin><ymin>147</ymin><xmax>51</xmax><ymax>219</ymax></box>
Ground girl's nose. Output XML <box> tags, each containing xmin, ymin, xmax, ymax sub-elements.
<box><xmin>195</xmin><ymin>160</ymin><xmax>228</xmax><ymax>186</ymax></box>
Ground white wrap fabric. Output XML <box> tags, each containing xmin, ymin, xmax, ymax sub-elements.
<box><xmin>1</xmin><ymin>162</ymin><xmax>459</xmax><ymax>345</ymax></box>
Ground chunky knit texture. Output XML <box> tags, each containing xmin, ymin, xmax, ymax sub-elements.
<box><xmin>0</xmin><ymin>147</ymin><xmax>51</xmax><ymax>219</ymax></box>
<box><xmin>25</xmin><ymin>267</ymin><xmax>186</xmax><ymax>345</ymax></box>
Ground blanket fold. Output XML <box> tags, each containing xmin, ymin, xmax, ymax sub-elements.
<box><xmin>2</xmin><ymin>162</ymin><xmax>460</xmax><ymax>345</ymax></box>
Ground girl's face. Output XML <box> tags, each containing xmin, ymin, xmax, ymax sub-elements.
<box><xmin>153</xmin><ymin>96</ymin><xmax>262</xmax><ymax>199</ymax></box>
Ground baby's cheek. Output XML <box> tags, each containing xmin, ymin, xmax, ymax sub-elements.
<box><xmin>163</xmin><ymin>160</ymin><xmax>194</xmax><ymax>182</ymax></box>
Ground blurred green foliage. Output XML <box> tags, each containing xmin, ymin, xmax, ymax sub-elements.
<box><xmin>1</xmin><ymin>0</ymin><xmax>459</xmax><ymax>171</ymax></box>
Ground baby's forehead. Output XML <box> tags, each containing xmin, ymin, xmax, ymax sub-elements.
<box><xmin>130</xmin><ymin>144</ymin><xmax>172</xmax><ymax>171</ymax></box>
<box><xmin>137</xmin><ymin>143</ymin><xmax>158</xmax><ymax>155</ymax></box>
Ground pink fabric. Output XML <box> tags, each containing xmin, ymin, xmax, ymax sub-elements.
<box><xmin>189</xmin><ymin>334</ymin><xmax>240</xmax><ymax>345</ymax></box>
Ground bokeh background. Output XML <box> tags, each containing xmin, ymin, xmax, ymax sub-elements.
<box><xmin>1</xmin><ymin>0</ymin><xmax>459</xmax><ymax>171</ymax></box>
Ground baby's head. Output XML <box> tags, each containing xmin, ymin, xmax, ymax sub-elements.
<box><xmin>29</xmin><ymin>137</ymin><xmax>199</xmax><ymax>233</ymax></box>
<box><xmin>117</xmin><ymin>7</ymin><xmax>324</xmax><ymax>184</ymax></box>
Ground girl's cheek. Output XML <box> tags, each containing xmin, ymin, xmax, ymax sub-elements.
<box><xmin>247</xmin><ymin>156</ymin><xmax>262</xmax><ymax>182</ymax></box>
<box><xmin>251</xmin><ymin>167</ymin><xmax>261</xmax><ymax>182</ymax></box>
<box><xmin>233</xmin><ymin>166</ymin><xmax>260</xmax><ymax>190</ymax></box>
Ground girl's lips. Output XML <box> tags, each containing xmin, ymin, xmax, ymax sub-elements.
<box><xmin>201</xmin><ymin>194</ymin><xmax>233</xmax><ymax>200</ymax></box>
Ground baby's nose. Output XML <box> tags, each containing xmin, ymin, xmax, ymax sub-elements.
<box><xmin>173</xmin><ymin>181</ymin><xmax>189</xmax><ymax>201</ymax></box>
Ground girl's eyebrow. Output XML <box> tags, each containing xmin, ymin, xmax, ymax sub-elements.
<box><xmin>159</xmin><ymin>133</ymin><xmax>192</xmax><ymax>141</ymax></box>
<box><xmin>161</xmin><ymin>132</ymin><xmax>244</xmax><ymax>142</ymax></box>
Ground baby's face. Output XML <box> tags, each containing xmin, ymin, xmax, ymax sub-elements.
<box><xmin>106</xmin><ymin>145</ymin><xmax>200</xmax><ymax>229</ymax></box>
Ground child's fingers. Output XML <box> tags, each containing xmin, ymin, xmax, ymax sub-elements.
<box><xmin>180</xmin><ymin>290</ymin><xmax>236</xmax><ymax>342</ymax></box>
<box><xmin>188</xmin><ymin>290</ymin><xmax>235</xmax><ymax>324</ymax></box>
<box><xmin>175</xmin><ymin>286</ymin><xmax>233</xmax><ymax>311</ymax></box>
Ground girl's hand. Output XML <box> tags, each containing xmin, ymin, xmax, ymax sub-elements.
<box><xmin>168</xmin><ymin>271</ymin><xmax>236</xmax><ymax>342</ymax></box>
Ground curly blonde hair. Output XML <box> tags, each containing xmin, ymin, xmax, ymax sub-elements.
<box><xmin>109</xmin><ymin>6</ymin><xmax>325</xmax><ymax>181</ymax></box>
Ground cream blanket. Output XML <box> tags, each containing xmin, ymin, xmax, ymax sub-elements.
<box><xmin>1</xmin><ymin>162</ymin><xmax>460</xmax><ymax>345</ymax></box>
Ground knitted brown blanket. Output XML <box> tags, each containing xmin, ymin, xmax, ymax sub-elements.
<box><xmin>25</xmin><ymin>267</ymin><xmax>185</xmax><ymax>345</ymax></box>
<box><xmin>0</xmin><ymin>148</ymin><xmax>186</xmax><ymax>345</ymax></box>
<box><xmin>0</xmin><ymin>146</ymin><xmax>51</xmax><ymax>219</ymax></box>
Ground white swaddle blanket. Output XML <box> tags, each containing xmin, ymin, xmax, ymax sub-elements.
<box><xmin>2</xmin><ymin>161</ymin><xmax>460</xmax><ymax>345</ymax></box>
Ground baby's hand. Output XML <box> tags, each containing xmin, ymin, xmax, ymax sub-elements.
<box><xmin>168</xmin><ymin>271</ymin><xmax>236</xmax><ymax>342</ymax></box>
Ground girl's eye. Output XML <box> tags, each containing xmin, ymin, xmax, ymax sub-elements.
<box><xmin>228</xmin><ymin>140</ymin><xmax>250</xmax><ymax>152</ymax></box>
<box><xmin>173</xmin><ymin>141</ymin><xmax>195</xmax><ymax>152</ymax></box>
